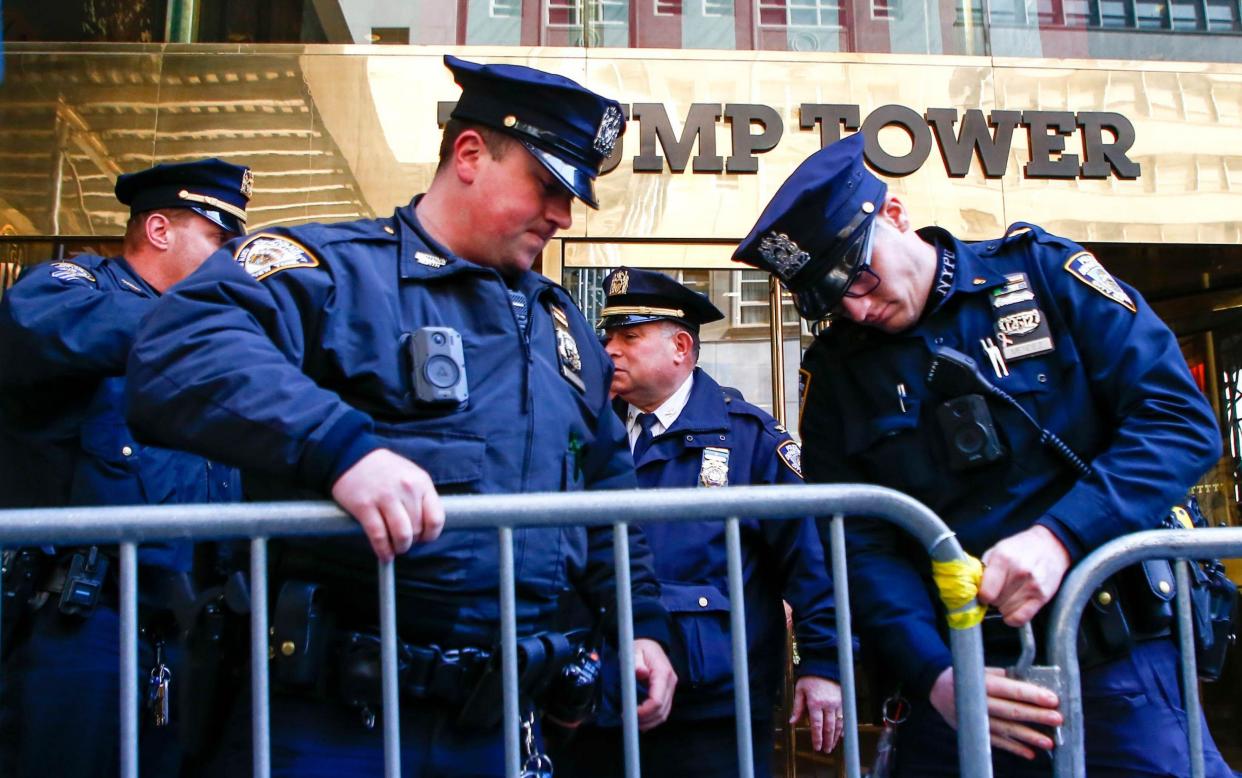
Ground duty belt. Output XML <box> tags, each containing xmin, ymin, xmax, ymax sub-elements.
<box><xmin>271</xmin><ymin>580</ymin><xmax>586</xmax><ymax>729</ymax></box>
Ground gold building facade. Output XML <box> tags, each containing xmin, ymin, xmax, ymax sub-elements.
<box><xmin>2</xmin><ymin>0</ymin><xmax>1242</xmax><ymax>767</ymax></box>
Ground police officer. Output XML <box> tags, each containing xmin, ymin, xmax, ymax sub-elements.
<box><xmin>125</xmin><ymin>57</ymin><xmax>676</xmax><ymax>776</ymax></box>
<box><xmin>0</xmin><ymin>159</ymin><xmax>249</xmax><ymax>777</ymax></box>
<box><xmin>557</xmin><ymin>268</ymin><xmax>843</xmax><ymax>777</ymax></box>
<box><xmin>733</xmin><ymin>133</ymin><xmax>1232</xmax><ymax>776</ymax></box>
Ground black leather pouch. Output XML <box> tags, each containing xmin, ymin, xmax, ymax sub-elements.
<box><xmin>272</xmin><ymin>580</ymin><xmax>329</xmax><ymax>689</ymax></box>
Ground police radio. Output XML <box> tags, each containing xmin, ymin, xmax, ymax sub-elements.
<box><xmin>408</xmin><ymin>327</ymin><xmax>468</xmax><ymax>406</ymax></box>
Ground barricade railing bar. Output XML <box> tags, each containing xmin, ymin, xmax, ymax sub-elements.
<box><xmin>0</xmin><ymin>483</ymin><xmax>995</xmax><ymax>778</ymax></box>
<box><xmin>1047</xmin><ymin>527</ymin><xmax>1242</xmax><ymax>778</ymax></box>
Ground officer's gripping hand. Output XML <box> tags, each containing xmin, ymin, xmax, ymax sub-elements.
<box><xmin>330</xmin><ymin>449</ymin><xmax>446</xmax><ymax>562</ymax></box>
<box><xmin>978</xmin><ymin>525</ymin><xmax>1071</xmax><ymax>627</ymax></box>
<box><xmin>633</xmin><ymin>637</ymin><xmax>677</xmax><ymax>731</ymax></box>
<box><xmin>789</xmin><ymin>675</ymin><xmax>844</xmax><ymax>753</ymax></box>
<box><xmin>930</xmin><ymin>666</ymin><xmax>1062</xmax><ymax>760</ymax></box>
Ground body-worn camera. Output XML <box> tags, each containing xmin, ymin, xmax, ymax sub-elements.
<box><xmin>935</xmin><ymin>394</ymin><xmax>1005</xmax><ymax>472</ymax></box>
<box><xmin>407</xmin><ymin>327</ymin><xmax>468</xmax><ymax>406</ymax></box>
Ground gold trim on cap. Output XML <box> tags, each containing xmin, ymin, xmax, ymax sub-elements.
<box><xmin>600</xmin><ymin>305</ymin><xmax>686</xmax><ymax>318</ymax></box>
<box><xmin>178</xmin><ymin>189</ymin><xmax>247</xmax><ymax>223</ymax></box>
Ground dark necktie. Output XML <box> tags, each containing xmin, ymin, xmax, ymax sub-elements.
<box><xmin>632</xmin><ymin>412</ymin><xmax>658</xmax><ymax>462</ymax></box>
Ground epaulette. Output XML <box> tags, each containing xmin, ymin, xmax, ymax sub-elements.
<box><xmin>302</xmin><ymin>217</ymin><xmax>399</xmax><ymax>247</ymax></box>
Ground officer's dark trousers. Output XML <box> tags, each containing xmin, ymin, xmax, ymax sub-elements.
<box><xmin>0</xmin><ymin>604</ymin><xmax>182</xmax><ymax>778</ymax></box>
<box><xmin>218</xmin><ymin>691</ymin><xmax>544</xmax><ymax>777</ymax></box>
<box><xmin>893</xmin><ymin>639</ymin><xmax>1233</xmax><ymax>777</ymax></box>
<box><xmin>554</xmin><ymin>717</ymin><xmax>775</xmax><ymax>778</ymax></box>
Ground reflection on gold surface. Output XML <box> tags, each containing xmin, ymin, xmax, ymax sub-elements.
<box><xmin>1</xmin><ymin>44</ymin><xmax>1240</xmax><ymax>257</ymax></box>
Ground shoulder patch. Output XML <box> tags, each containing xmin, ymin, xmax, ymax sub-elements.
<box><xmin>48</xmin><ymin>262</ymin><xmax>96</xmax><ymax>285</ymax></box>
<box><xmin>777</xmin><ymin>440</ymin><xmax>802</xmax><ymax>478</ymax></box>
<box><xmin>1064</xmin><ymin>252</ymin><xmax>1136</xmax><ymax>313</ymax></box>
<box><xmin>234</xmin><ymin>234</ymin><xmax>320</xmax><ymax>281</ymax></box>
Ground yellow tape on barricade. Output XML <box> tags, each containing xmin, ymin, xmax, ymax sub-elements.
<box><xmin>931</xmin><ymin>556</ymin><xmax>986</xmax><ymax>630</ymax></box>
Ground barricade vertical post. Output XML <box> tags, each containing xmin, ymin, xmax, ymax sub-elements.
<box><xmin>1174</xmin><ymin>560</ymin><xmax>1205</xmax><ymax>778</ymax></box>
<box><xmin>829</xmin><ymin>513</ymin><xmax>861</xmax><ymax>778</ymax></box>
<box><xmin>725</xmin><ymin>517</ymin><xmax>755</xmax><ymax>778</ymax></box>
<box><xmin>379</xmin><ymin>558</ymin><xmax>401</xmax><ymax>778</ymax></box>
<box><xmin>499</xmin><ymin>526</ymin><xmax>521</xmax><ymax>778</ymax></box>
<box><xmin>250</xmin><ymin>537</ymin><xmax>271</xmax><ymax>778</ymax></box>
<box><xmin>1047</xmin><ymin>528</ymin><xmax>1242</xmax><ymax>778</ymax></box>
<box><xmin>613</xmin><ymin>521</ymin><xmax>640</xmax><ymax>778</ymax></box>
<box><xmin>119</xmin><ymin>541</ymin><xmax>139</xmax><ymax>778</ymax></box>
<box><xmin>926</xmin><ymin>533</ymin><xmax>992</xmax><ymax>778</ymax></box>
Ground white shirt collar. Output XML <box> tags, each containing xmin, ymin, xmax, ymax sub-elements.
<box><xmin>626</xmin><ymin>372</ymin><xmax>695</xmax><ymax>450</ymax></box>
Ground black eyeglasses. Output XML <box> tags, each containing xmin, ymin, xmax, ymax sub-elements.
<box><xmin>842</xmin><ymin>262</ymin><xmax>881</xmax><ymax>299</ymax></box>
<box><xmin>841</xmin><ymin>223</ymin><xmax>881</xmax><ymax>299</ymax></box>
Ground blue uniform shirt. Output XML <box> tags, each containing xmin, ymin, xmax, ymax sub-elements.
<box><xmin>615</xmin><ymin>368</ymin><xmax>838</xmax><ymax>722</ymax></box>
<box><xmin>0</xmin><ymin>254</ymin><xmax>240</xmax><ymax>570</ymax></box>
<box><xmin>799</xmin><ymin>224</ymin><xmax>1220</xmax><ymax>698</ymax></box>
<box><xmin>126</xmin><ymin>200</ymin><xmax>669</xmax><ymax>648</ymax></box>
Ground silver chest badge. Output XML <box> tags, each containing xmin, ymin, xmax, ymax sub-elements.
<box><xmin>699</xmin><ymin>447</ymin><xmax>730</xmax><ymax>487</ymax></box>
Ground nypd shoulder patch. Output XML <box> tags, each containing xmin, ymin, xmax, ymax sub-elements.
<box><xmin>49</xmin><ymin>262</ymin><xmax>96</xmax><ymax>285</ymax></box>
<box><xmin>777</xmin><ymin>440</ymin><xmax>802</xmax><ymax>478</ymax></box>
<box><xmin>234</xmin><ymin>234</ymin><xmax>319</xmax><ymax>281</ymax></box>
<box><xmin>1064</xmin><ymin>252</ymin><xmax>1136</xmax><ymax>313</ymax></box>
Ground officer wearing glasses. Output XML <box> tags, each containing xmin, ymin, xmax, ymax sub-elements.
<box><xmin>734</xmin><ymin>133</ymin><xmax>1232</xmax><ymax>776</ymax></box>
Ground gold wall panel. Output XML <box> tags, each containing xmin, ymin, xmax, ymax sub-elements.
<box><xmin>2</xmin><ymin>44</ymin><xmax>1241</xmax><ymax>259</ymax></box>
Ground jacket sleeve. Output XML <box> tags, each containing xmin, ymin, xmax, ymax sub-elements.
<box><xmin>755</xmin><ymin>426</ymin><xmax>841</xmax><ymax>682</ymax></box>
<box><xmin>801</xmin><ymin>347</ymin><xmax>954</xmax><ymax>699</ymax></box>
<box><xmin>0</xmin><ymin>261</ymin><xmax>150</xmax><ymax>388</ymax></box>
<box><xmin>125</xmin><ymin>241</ymin><xmax>380</xmax><ymax>492</ymax></box>
<box><xmin>1026</xmin><ymin>239</ymin><xmax>1221</xmax><ymax>561</ymax></box>
<box><xmin>574</xmin><ymin>332</ymin><xmax>670</xmax><ymax>647</ymax></box>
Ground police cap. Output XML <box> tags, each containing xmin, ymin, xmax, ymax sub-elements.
<box><xmin>598</xmin><ymin>267</ymin><xmax>724</xmax><ymax>333</ymax></box>
<box><xmin>732</xmin><ymin>133</ymin><xmax>886</xmax><ymax>320</ymax></box>
<box><xmin>115</xmin><ymin>158</ymin><xmax>252</xmax><ymax>235</ymax></box>
<box><xmin>445</xmin><ymin>55</ymin><xmax>624</xmax><ymax>209</ymax></box>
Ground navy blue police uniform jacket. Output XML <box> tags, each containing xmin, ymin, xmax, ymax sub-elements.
<box><xmin>125</xmin><ymin>201</ymin><xmax>669</xmax><ymax>649</ymax></box>
<box><xmin>798</xmin><ymin>223</ymin><xmax>1220</xmax><ymax>699</ymax></box>
<box><xmin>0</xmin><ymin>255</ymin><xmax>240</xmax><ymax>571</ymax></box>
<box><xmin>613</xmin><ymin>368</ymin><xmax>838</xmax><ymax>722</ymax></box>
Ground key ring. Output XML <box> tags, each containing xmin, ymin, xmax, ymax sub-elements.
<box><xmin>882</xmin><ymin>694</ymin><xmax>910</xmax><ymax>726</ymax></box>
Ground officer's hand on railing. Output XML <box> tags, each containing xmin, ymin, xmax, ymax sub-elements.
<box><xmin>789</xmin><ymin>675</ymin><xmax>844</xmax><ymax>753</ymax></box>
<box><xmin>330</xmin><ymin>448</ymin><xmax>446</xmax><ymax>562</ymax></box>
<box><xmin>978</xmin><ymin>525</ymin><xmax>1071</xmax><ymax>627</ymax></box>
<box><xmin>929</xmin><ymin>666</ymin><xmax>1062</xmax><ymax>760</ymax></box>
<box><xmin>633</xmin><ymin>637</ymin><xmax>678</xmax><ymax>731</ymax></box>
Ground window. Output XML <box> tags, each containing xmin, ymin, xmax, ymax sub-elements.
<box><xmin>1206</xmin><ymin>0</ymin><xmax>1242</xmax><ymax>28</ymax></box>
<box><xmin>703</xmin><ymin>0</ymin><xmax>734</xmax><ymax>15</ymax></box>
<box><xmin>733</xmin><ymin>271</ymin><xmax>799</xmax><ymax>327</ymax></box>
<box><xmin>872</xmin><ymin>0</ymin><xmax>897</xmax><ymax>19</ymax></box>
<box><xmin>758</xmin><ymin>0</ymin><xmax>841</xmax><ymax>26</ymax></box>
<box><xmin>547</xmin><ymin>0</ymin><xmax>580</xmax><ymax>27</ymax></box>
<box><xmin>596</xmin><ymin>0</ymin><xmax>627</xmax><ymax>25</ymax></box>
<box><xmin>490</xmin><ymin>0</ymin><xmax>522</xmax><ymax>17</ymax></box>
<box><xmin>548</xmin><ymin>0</ymin><xmax>625</xmax><ymax>27</ymax></box>
<box><xmin>655</xmin><ymin>0</ymin><xmax>683</xmax><ymax>14</ymax></box>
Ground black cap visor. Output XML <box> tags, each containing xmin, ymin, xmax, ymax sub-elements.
<box><xmin>521</xmin><ymin>141</ymin><xmax>598</xmax><ymax>209</ymax></box>
<box><xmin>789</xmin><ymin>219</ymin><xmax>874</xmax><ymax>320</ymax></box>
<box><xmin>599</xmin><ymin>313</ymin><xmax>699</xmax><ymax>332</ymax></box>
<box><xmin>188</xmin><ymin>205</ymin><xmax>246</xmax><ymax>235</ymax></box>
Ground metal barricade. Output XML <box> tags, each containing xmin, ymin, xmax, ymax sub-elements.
<box><xmin>1047</xmin><ymin>527</ymin><xmax>1242</xmax><ymax>778</ymax></box>
<box><xmin>0</xmin><ymin>483</ymin><xmax>996</xmax><ymax>778</ymax></box>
